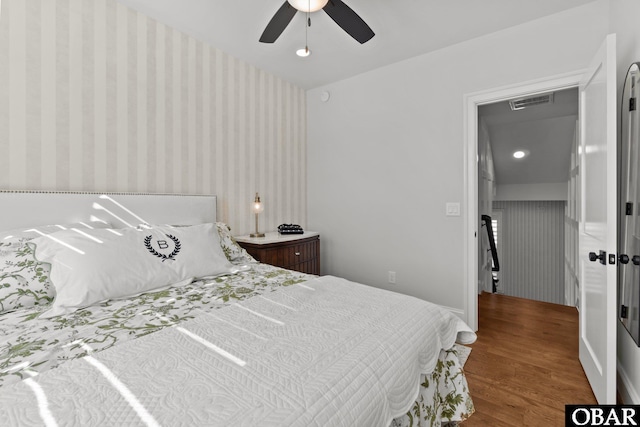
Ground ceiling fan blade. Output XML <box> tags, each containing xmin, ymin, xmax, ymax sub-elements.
<box><xmin>323</xmin><ymin>0</ymin><xmax>374</xmax><ymax>44</ymax></box>
<box><xmin>259</xmin><ymin>2</ymin><xmax>298</xmax><ymax>43</ymax></box>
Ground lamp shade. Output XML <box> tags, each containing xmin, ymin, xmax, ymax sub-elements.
<box><xmin>287</xmin><ymin>0</ymin><xmax>328</xmax><ymax>13</ymax></box>
<box><xmin>252</xmin><ymin>193</ymin><xmax>264</xmax><ymax>214</ymax></box>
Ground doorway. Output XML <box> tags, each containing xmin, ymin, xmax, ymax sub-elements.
<box><xmin>465</xmin><ymin>35</ymin><xmax>618</xmax><ymax>404</ymax></box>
<box><xmin>477</xmin><ymin>88</ymin><xmax>578</xmax><ymax>305</ymax></box>
<box><xmin>463</xmin><ymin>72</ymin><xmax>583</xmax><ymax>331</ymax></box>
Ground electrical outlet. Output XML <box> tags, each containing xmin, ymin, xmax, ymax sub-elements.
<box><xmin>388</xmin><ymin>271</ymin><xmax>396</xmax><ymax>284</ymax></box>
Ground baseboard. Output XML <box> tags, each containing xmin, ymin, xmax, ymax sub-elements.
<box><xmin>617</xmin><ymin>359</ymin><xmax>640</xmax><ymax>404</ymax></box>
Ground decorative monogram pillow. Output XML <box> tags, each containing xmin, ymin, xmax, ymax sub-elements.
<box><xmin>0</xmin><ymin>222</ymin><xmax>112</xmax><ymax>314</ymax></box>
<box><xmin>32</xmin><ymin>223</ymin><xmax>235</xmax><ymax>318</ymax></box>
<box><xmin>215</xmin><ymin>222</ymin><xmax>256</xmax><ymax>265</ymax></box>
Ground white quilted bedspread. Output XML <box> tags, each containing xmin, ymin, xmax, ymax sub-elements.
<box><xmin>0</xmin><ymin>275</ymin><xmax>475</xmax><ymax>426</ymax></box>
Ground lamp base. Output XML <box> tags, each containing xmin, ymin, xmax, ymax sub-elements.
<box><xmin>250</xmin><ymin>232</ymin><xmax>265</xmax><ymax>238</ymax></box>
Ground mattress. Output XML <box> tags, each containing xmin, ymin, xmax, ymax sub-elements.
<box><xmin>0</xmin><ymin>264</ymin><xmax>475</xmax><ymax>426</ymax></box>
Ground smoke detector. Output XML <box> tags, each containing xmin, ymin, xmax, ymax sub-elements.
<box><xmin>509</xmin><ymin>92</ymin><xmax>554</xmax><ymax>111</ymax></box>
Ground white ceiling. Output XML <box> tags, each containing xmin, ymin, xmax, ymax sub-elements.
<box><xmin>479</xmin><ymin>88</ymin><xmax>579</xmax><ymax>186</ymax></box>
<box><xmin>115</xmin><ymin>0</ymin><xmax>599</xmax><ymax>89</ymax></box>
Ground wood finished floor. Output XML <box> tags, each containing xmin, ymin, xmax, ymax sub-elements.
<box><xmin>462</xmin><ymin>292</ymin><xmax>596</xmax><ymax>426</ymax></box>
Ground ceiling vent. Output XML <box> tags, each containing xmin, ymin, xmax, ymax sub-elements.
<box><xmin>509</xmin><ymin>92</ymin><xmax>554</xmax><ymax>111</ymax></box>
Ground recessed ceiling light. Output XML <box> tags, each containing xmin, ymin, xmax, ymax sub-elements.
<box><xmin>513</xmin><ymin>150</ymin><xmax>528</xmax><ymax>159</ymax></box>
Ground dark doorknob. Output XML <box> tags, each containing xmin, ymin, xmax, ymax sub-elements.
<box><xmin>589</xmin><ymin>251</ymin><xmax>606</xmax><ymax>264</ymax></box>
<box><xmin>620</xmin><ymin>254</ymin><xmax>630</xmax><ymax>264</ymax></box>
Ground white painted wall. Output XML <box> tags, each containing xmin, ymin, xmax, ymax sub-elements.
<box><xmin>495</xmin><ymin>183</ymin><xmax>567</xmax><ymax>201</ymax></box>
<box><xmin>610</xmin><ymin>0</ymin><xmax>640</xmax><ymax>405</ymax></box>
<box><xmin>307</xmin><ymin>1</ymin><xmax>609</xmax><ymax>311</ymax></box>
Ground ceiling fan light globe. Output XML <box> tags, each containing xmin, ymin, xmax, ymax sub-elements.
<box><xmin>288</xmin><ymin>0</ymin><xmax>329</xmax><ymax>13</ymax></box>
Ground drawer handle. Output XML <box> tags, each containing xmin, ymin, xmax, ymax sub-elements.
<box><xmin>295</xmin><ymin>252</ymin><xmax>301</xmax><ymax>256</ymax></box>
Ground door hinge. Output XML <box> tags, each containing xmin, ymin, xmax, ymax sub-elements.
<box><xmin>621</xmin><ymin>305</ymin><xmax>629</xmax><ymax>318</ymax></box>
<box><xmin>630</xmin><ymin>97</ymin><xmax>637</xmax><ymax>112</ymax></box>
<box><xmin>626</xmin><ymin>202</ymin><xmax>634</xmax><ymax>216</ymax></box>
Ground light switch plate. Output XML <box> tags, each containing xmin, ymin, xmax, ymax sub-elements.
<box><xmin>446</xmin><ymin>202</ymin><xmax>461</xmax><ymax>216</ymax></box>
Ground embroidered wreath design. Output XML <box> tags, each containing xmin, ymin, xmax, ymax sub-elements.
<box><xmin>144</xmin><ymin>234</ymin><xmax>181</xmax><ymax>262</ymax></box>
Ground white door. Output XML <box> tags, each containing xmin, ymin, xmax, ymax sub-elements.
<box><xmin>578</xmin><ymin>33</ymin><xmax>617</xmax><ymax>404</ymax></box>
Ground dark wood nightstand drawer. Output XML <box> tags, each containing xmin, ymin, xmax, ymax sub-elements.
<box><xmin>273</xmin><ymin>240</ymin><xmax>317</xmax><ymax>265</ymax></box>
<box><xmin>234</xmin><ymin>233</ymin><xmax>320</xmax><ymax>275</ymax></box>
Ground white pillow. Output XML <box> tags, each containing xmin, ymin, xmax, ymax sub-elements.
<box><xmin>31</xmin><ymin>223</ymin><xmax>234</xmax><ymax>317</ymax></box>
<box><xmin>0</xmin><ymin>221</ymin><xmax>111</xmax><ymax>241</ymax></box>
<box><xmin>0</xmin><ymin>221</ymin><xmax>113</xmax><ymax>314</ymax></box>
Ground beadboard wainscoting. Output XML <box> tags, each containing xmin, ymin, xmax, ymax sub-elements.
<box><xmin>493</xmin><ymin>200</ymin><xmax>566</xmax><ymax>305</ymax></box>
<box><xmin>0</xmin><ymin>0</ymin><xmax>307</xmax><ymax>236</ymax></box>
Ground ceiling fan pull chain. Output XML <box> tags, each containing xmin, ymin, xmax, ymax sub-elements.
<box><xmin>300</xmin><ymin>10</ymin><xmax>310</xmax><ymax>56</ymax></box>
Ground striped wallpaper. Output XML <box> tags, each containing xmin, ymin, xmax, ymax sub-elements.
<box><xmin>0</xmin><ymin>0</ymin><xmax>307</xmax><ymax>236</ymax></box>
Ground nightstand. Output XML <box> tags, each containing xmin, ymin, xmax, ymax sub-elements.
<box><xmin>234</xmin><ymin>232</ymin><xmax>320</xmax><ymax>275</ymax></box>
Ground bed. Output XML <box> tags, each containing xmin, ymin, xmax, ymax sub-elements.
<box><xmin>0</xmin><ymin>191</ymin><xmax>476</xmax><ymax>426</ymax></box>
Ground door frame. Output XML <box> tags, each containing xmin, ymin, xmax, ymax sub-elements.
<box><xmin>463</xmin><ymin>71</ymin><xmax>585</xmax><ymax>331</ymax></box>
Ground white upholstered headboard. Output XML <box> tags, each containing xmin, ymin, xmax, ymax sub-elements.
<box><xmin>0</xmin><ymin>191</ymin><xmax>217</xmax><ymax>231</ymax></box>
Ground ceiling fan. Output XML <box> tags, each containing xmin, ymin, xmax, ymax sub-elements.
<box><xmin>259</xmin><ymin>0</ymin><xmax>375</xmax><ymax>45</ymax></box>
